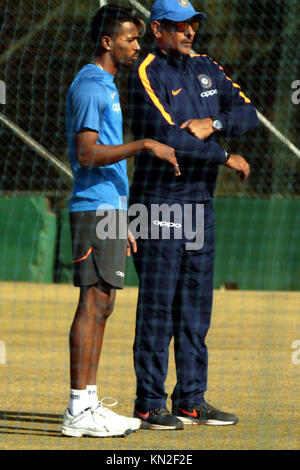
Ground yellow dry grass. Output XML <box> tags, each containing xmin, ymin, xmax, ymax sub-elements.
<box><xmin>0</xmin><ymin>282</ymin><xmax>299</xmax><ymax>450</ymax></box>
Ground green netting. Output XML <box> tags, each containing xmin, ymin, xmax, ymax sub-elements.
<box><xmin>0</xmin><ymin>0</ymin><xmax>299</xmax><ymax>198</ymax></box>
<box><xmin>1</xmin><ymin>0</ymin><xmax>299</xmax><ymax>287</ymax></box>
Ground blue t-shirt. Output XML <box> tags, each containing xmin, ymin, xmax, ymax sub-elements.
<box><xmin>66</xmin><ymin>64</ymin><xmax>129</xmax><ymax>212</ymax></box>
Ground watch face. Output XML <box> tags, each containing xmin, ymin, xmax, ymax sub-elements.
<box><xmin>213</xmin><ymin>120</ymin><xmax>222</xmax><ymax>131</ymax></box>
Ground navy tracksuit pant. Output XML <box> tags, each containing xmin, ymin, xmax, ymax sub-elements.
<box><xmin>131</xmin><ymin>199</ymin><xmax>215</xmax><ymax>410</ymax></box>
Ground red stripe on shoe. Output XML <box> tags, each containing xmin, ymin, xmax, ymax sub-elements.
<box><xmin>135</xmin><ymin>410</ymin><xmax>150</xmax><ymax>420</ymax></box>
<box><xmin>178</xmin><ymin>408</ymin><xmax>198</xmax><ymax>418</ymax></box>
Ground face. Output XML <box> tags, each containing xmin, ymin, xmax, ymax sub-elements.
<box><xmin>153</xmin><ymin>20</ymin><xmax>197</xmax><ymax>57</ymax></box>
<box><xmin>110</xmin><ymin>21</ymin><xmax>141</xmax><ymax>67</ymax></box>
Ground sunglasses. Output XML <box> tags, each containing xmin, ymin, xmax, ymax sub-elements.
<box><xmin>161</xmin><ymin>19</ymin><xmax>200</xmax><ymax>33</ymax></box>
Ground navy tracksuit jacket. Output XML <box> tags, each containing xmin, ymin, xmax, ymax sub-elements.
<box><xmin>128</xmin><ymin>47</ymin><xmax>258</xmax><ymax>410</ymax></box>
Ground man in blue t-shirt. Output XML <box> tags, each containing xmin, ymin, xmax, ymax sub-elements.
<box><xmin>62</xmin><ymin>4</ymin><xmax>180</xmax><ymax>439</ymax></box>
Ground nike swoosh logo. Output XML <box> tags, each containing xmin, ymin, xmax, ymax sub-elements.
<box><xmin>178</xmin><ymin>408</ymin><xmax>198</xmax><ymax>418</ymax></box>
<box><xmin>111</xmin><ymin>92</ymin><xmax>117</xmax><ymax>99</ymax></box>
<box><xmin>135</xmin><ymin>410</ymin><xmax>149</xmax><ymax>420</ymax></box>
<box><xmin>172</xmin><ymin>88</ymin><xmax>183</xmax><ymax>96</ymax></box>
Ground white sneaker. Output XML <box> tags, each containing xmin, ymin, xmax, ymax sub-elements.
<box><xmin>61</xmin><ymin>407</ymin><xmax>131</xmax><ymax>437</ymax></box>
<box><xmin>93</xmin><ymin>397</ymin><xmax>141</xmax><ymax>432</ymax></box>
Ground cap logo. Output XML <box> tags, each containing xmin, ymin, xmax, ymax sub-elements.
<box><xmin>198</xmin><ymin>74</ymin><xmax>212</xmax><ymax>89</ymax></box>
<box><xmin>178</xmin><ymin>0</ymin><xmax>190</xmax><ymax>7</ymax></box>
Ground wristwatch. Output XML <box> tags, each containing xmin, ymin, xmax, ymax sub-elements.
<box><xmin>212</xmin><ymin>119</ymin><xmax>223</xmax><ymax>132</ymax></box>
<box><xmin>224</xmin><ymin>149</ymin><xmax>231</xmax><ymax>162</ymax></box>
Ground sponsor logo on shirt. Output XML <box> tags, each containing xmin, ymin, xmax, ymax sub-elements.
<box><xmin>112</xmin><ymin>103</ymin><xmax>121</xmax><ymax>113</ymax></box>
<box><xmin>201</xmin><ymin>89</ymin><xmax>218</xmax><ymax>98</ymax></box>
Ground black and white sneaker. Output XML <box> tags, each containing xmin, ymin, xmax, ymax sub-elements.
<box><xmin>133</xmin><ymin>407</ymin><xmax>184</xmax><ymax>430</ymax></box>
<box><xmin>173</xmin><ymin>402</ymin><xmax>238</xmax><ymax>426</ymax></box>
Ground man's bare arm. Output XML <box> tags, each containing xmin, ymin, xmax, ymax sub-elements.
<box><xmin>76</xmin><ymin>131</ymin><xmax>181</xmax><ymax>176</ymax></box>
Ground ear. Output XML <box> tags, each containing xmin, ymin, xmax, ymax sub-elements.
<box><xmin>151</xmin><ymin>21</ymin><xmax>162</xmax><ymax>38</ymax></box>
<box><xmin>101</xmin><ymin>35</ymin><xmax>112</xmax><ymax>51</ymax></box>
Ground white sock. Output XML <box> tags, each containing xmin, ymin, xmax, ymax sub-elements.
<box><xmin>86</xmin><ymin>385</ymin><xmax>99</xmax><ymax>408</ymax></box>
<box><xmin>68</xmin><ymin>389</ymin><xmax>89</xmax><ymax>416</ymax></box>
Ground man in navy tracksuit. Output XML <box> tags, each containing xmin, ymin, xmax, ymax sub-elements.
<box><xmin>129</xmin><ymin>0</ymin><xmax>259</xmax><ymax>430</ymax></box>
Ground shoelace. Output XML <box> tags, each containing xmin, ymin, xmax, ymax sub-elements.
<box><xmin>200</xmin><ymin>402</ymin><xmax>215</xmax><ymax>412</ymax></box>
<box><xmin>93</xmin><ymin>396</ymin><xmax>119</xmax><ymax>417</ymax></box>
<box><xmin>196</xmin><ymin>402</ymin><xmax>218</xmax><ymax>417</ymax></box>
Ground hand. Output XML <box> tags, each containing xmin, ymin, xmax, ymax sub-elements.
<box><xmin>145</xmin><ymin>139</ymin><xmax>181</xmax><ymax>176</ymax></box>
<box><xmin>225</xmin><ymin>154</ymin><xmax>250</xmax><ymax>182</ymax></box>
<box><xmin>127</xmin><ymin>229</ymin><xmax>137</xmax><ymax>257</ymax></box>
<box><xmin>180</xmin><ymin>118</ymin><xmax>214</xmax><ymax>141</ymax></box>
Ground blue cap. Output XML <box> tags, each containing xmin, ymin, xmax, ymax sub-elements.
<box><xmin>150</xmin><ymin>0</ymin><xmax>207</xmax><ymax>23</ymax></box>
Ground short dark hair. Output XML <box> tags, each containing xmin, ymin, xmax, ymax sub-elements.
<box><xmin>91</xmin><ymin>4</ymin><xmax>145</xmax><ymax>47</ymax></box>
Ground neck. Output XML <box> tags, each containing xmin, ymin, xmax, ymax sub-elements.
<box><xmin>156</xmin><ymin>44</ymin><xmax>183</xmax><ymax>60</ymax></box>
<box><xmin>161</xmin><ymin>49</ymin><xmax>183</xmax><ymax>59</ymax></box>
<box><xmin>94</xmin><ymin>53</ymin><xmax>118</xmax><ymax>76</ymax></box>
<box><xmin>157</xmin><ymin>47</ymin><xmax>184</xmax><ymax>60</ymax></box>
